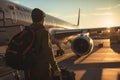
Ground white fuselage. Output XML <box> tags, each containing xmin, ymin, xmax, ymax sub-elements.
<box><xmin>0</xmin><ymin>0</ymin><xmax>76</xmax><ymax>45</ymax></box>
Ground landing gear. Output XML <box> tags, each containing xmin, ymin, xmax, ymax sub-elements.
<box><xmin>56</xmin><ymin>49</ymin><xmax>64</xmax><ymax>56</ymax></box>
<box><xmin>54</xmin><ymin>41</ymin><xmax>65</xmax><ymax>57</ymax></box>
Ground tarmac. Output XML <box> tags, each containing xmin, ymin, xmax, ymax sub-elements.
<box><xmin>0</xmin><ymin>39</ymin><xmax>120</xmax><ymax>80</ymax></box>
<box><xmin>57</xmin><ymin>40</ymin><xmax>120</xmax><ymax>80</ymax></box>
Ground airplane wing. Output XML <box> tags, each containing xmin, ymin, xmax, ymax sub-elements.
<box><xmin>52</xmin><ymin>26</ymin><xmax>120</xmax><ymax>39</ymax></box>
<box><xmin>51</xmin><ymin>26</ymin><xmax>120</xmax><ymax>56</ymax></box>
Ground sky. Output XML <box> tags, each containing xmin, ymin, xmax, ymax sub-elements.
<box><xmin>9</xmin><ymin>0</ymin><xmax>120</xmax><ymax>28</ymax></box>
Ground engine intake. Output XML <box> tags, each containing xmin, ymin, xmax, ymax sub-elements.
<box><xmin>71</xmin><ymin>35</ymin><xmax>93</xmax><ymax>56</ymax></box>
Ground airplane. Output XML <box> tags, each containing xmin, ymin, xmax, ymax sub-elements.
<box><xmin>0</xmin><ymin>0</ymin><xmax>120</xmax><ymax>57</ymax></box>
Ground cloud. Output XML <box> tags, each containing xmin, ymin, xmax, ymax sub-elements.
<box><xmin>48</xmin><ymin>12</ymin><xmax>76</xmax><ymax>22</ymax></box>
<box><xmin>96</xmin><ymin>3</ymin><xmax>120</xmax><ymax>11</ymax></box>
<box><xmin>114</xmin><ymin>3</ymin><xmax>120</xmax><ymax>8</ymax></box>
<box><xmin>48</xmin><ymin>12</ymin><xmax>87</xmax><ymax>20</ymax></box>
<box><xmin>47</xmin><ymin>12</ymin><xmax>81</xmax><ymax>24</ymax></box>
<box><xmin>91</xmin><ymin>12</ymin><xmax>113</xmax><ymax>16</ymax></box>
<box><xmin>96</xmin><ymin>7</ymin><xmax>111</xmax><ymax>10</ymax></box>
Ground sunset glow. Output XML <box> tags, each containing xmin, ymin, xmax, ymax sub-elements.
<box><xmin>102</xmin><ymin>18</ymin><xmax>117</xmax><ymax>27</ymax></box>
<box><xmin>10</xmin><ymin>0</ymin><xmax>120</xmax><ymax>28</ymax></box>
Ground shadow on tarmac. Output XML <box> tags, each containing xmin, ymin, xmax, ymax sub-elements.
<box><xmin>58</xmin><ymin>45</ymin><xmax>120</xmax><ymax>80</ymax></box>
<box><xmin>59</xmin><ymin>56</ymin><xmax>120</xmax><ymax>80</ymax></box>
<box><xmin>111</xmin><ymin>44</ymin><xmax>120</xmax><ymax>53</ymax></box>
<box><xmin>117</xmin><ymin>73</ymin><xmax>120</xmax><ymax>80</ymax></box>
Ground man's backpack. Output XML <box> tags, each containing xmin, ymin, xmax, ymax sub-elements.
<box><xmin>5</xmin><ymin>27</ymin><xmax>35</xmax><ymax>70</ymax></box>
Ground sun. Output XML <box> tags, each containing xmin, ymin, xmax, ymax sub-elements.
<box><xmin>102</xmin><ymin>18</ymin><xmax>116</xmax><ymax>27</ymax></box>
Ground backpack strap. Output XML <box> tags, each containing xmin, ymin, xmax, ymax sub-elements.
<box><xmin>23</xmin><ymin>29</ymin><xmax>35</xmax><ymax>80</ymax></box>
<box><xmin>22</xmin><ymin>29</ymin><xmax>35</xmax><ymax>57</ymax></box>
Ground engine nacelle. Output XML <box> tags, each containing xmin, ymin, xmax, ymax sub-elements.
<box><xmin>71</xmin><ymin>35</ymin><xmax>94</xmax><ymax>56</ymax></box>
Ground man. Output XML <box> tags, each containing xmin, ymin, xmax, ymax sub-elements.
<box><xmin>25</xmin><ymin>8</ymin><xmax>62</xmax><ymax>80</ymax></box>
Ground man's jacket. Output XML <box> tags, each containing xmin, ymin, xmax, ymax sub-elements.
<box><xmin>29</xmin><ymin>23</ymin><xmax>59</xmax><ymax>80</ymax></box>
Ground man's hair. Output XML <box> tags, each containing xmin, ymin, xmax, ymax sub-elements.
<box><xmin>31</xmin><ymin>8</ymin><xmax>45</xmax><ymax>23</ymax></box>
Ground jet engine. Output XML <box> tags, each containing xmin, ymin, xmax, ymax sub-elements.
<box><xmin>71</xmin><ymin>35</ymin><xmax>94</xmax><ymax>56</ymax></box>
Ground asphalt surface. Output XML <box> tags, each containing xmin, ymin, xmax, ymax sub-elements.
<box><xmin>57</xmin><ymin>44</ymin><xmax>120</xmax><ymax>80</ymax></box>
<box><xmin>0</xmin><ymin>39</ymin><xmax>120</xmax><ymax>80</ymax></box>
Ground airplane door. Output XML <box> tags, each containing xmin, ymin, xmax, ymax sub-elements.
<box><xmin>0</xmin><ymin>9</ymin><xmax>5</xmax><ymax>26</ymax></box>
<box><xmin>12</xmin><ymin>9</ymin><xmax>17</xmax><ymax>23</ymax></box>
<box><xmin>9</xmin><ymin>5</ymin><xmax>17</xmax><ymax>24</ymax></box>
<box><xmin>0</xmin><ymin>9</ymin><xmax>8</xmax><ymax>45</ymax></box>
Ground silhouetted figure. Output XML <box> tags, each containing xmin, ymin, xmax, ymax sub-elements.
<box><xmin>24</xmin><ymin>8</ymin><xmax>62</xmax><ymax>80</ymax></box>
